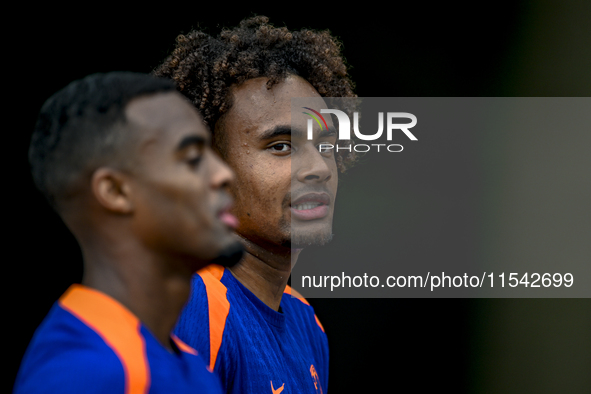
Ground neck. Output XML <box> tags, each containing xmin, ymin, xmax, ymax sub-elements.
<box><xmin>81</xmin><ymin>239</ymin><xmax>193</xmax><ymax>352</ymax></box>
<box><xmin>228</xmin><ymin>235</ymin><xmax>301</xmax><ymax>311</ymax></box>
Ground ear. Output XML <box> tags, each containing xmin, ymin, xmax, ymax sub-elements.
<box><xmin>91</xmin><ymin>167</ymin><xmax>134</xmax><ymax>214</ymax></box>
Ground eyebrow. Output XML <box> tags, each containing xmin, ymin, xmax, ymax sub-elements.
<box><xmin>259</xmin><ymin>125</ymin><xmax>338</xmax><ymax>140</ymax></box>
<box><xmin>177</xmin><ymin>135</ymin><xmax>207</xmax><ymax>150</ymax></box>
<box><xmin>318</xmin><ymin>127</ymin><xmax>337</xmax><ymax>138</ymax></box>
<box><xmin>259</xmin><ymin>125</ymin><xmax>294</xmax><ymax>140</ymax></box>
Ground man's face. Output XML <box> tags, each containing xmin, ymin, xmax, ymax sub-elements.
<box><xmin>216</xmin><ymin>75</ymin><xmax>338</xmax><ymax>250</ymax></box>
<box><xmin>125</xmin><ymin>92</ymin><xmax>242</xmax><ymax>268</ymax></box>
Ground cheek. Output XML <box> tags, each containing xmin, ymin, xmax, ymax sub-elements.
<box><xmin>230</xmin><ymin>157</ymin><xmax>291</xmax><ymax>218</ymax></box>
<box><xmin>139</xmin><ymin>179</ymin><xmax>211</xmax><ymax>231</ymax></box>
<box><xmin>330</xmin><ymin>167</ymin><xmax>339</xmax><ymax>193</ymax></box>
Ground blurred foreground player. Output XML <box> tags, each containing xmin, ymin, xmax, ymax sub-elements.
<box><xmin>14</xmin><ymin>72</ymin><xmax>243</xmax><ymax>393</ymax></box>
<box><xmin>155</xmin><ymin>17</ymin><xmax>357</xmax><ymax>393</ymax></box>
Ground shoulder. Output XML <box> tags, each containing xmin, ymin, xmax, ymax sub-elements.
<box><xmin>282</xmin><ymin>285</ymin><xmax>326</xmax><ymax>334</ymax></box>
<box><xmin>185</xmin><ymin>265</ymin><xmax>228</xmax><ymax>306</ymax></box>
<box><xmin>15</xmin><ymin>307</ymin><xmax>125</xmax><ymax>393</ymax></box>
<box><xmin>175</xmin><ymin>265</ymin><xmax>231</xmax><ymax>371</ymax></box>
<box><xmin>177</xmin><ymin>265</ymin><xmax>229</xmax><ymax>331</ymax></box>
<box><xmin>196</xmin><ymin>265</ymin><xmax>229</xmax><ymax>302</ymax></box>
<box><xmin>15</xmin><ymin>353</ymin><xmax>125</xmax><ymax>393</ymax></box>
<box><xmin>283</xmin><ymin>285</ymin><xmax>311</xmax><ymax>306</ymax></box>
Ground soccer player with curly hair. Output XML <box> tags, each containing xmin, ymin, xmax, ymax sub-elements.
<box><xmin>155</xmin><ymin>16</ymin><xmax>357</xmax><ymax>393</ymax></box>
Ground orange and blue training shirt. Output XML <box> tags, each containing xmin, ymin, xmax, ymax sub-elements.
<box><xmin>175</xmin><ymin>265</ymin><xmax>328</xmax><ymax>394</ymax></box>
<box><xmin>14</xmin><ymin>284</ymin><xmax>223</xmax><ymax>394</ymax></box>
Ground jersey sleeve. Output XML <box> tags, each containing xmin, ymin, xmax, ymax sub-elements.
<box><xmin>14</xmin><ymin>347</ymin><xmax>125</xmax><ymax>393</ymax></box>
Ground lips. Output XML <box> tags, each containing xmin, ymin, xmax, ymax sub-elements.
<box><xmin>220</xmin><ymin>211</ymin><xmax>239</xmax><ymax>228</ymax></box>
<box><xmin>218</xmin><ymin>202</ymin><xmax>239</xmax><ymax>229</ymax></box>
<box><xmin>290</xmin><ymin>192</ymin><xmax>331</xmax><ymax>220</ymax></box>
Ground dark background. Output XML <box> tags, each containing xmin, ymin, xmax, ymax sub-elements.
<box><xmin>8</xmin><ymin>1</ymin><xmax>590</xmax><ymax>392</ymax></box>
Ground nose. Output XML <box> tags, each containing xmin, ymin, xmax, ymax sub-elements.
<box><xmin>295</xmin><ymin>144</ymin><xmax>333</xmax><ymax>184</ymax></box>
<box><xmin>209</xmin><ymin>150</ymin><xmax>234</xmax><ymax>190</ymax></box>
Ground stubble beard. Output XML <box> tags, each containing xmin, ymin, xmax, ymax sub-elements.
<box><xmin>290</xmin><ymin>229</ymin><xmax>334</xmax><ymax>248</ymax></box>
<box><xmin>279</xmin><ymin>216</ymin><xmax>334</xmax><ymax>249</ymax></box>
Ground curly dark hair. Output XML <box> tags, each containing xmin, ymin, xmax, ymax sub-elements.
<box><xmin>154</xmin><ymin>15</ymin><xmax>358</xmax><ymax>171</ymax></box>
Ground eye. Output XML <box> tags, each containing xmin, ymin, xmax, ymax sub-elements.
<box><xmin>184</xmin><ymin>145</ymin><xmax>203</xmax><ymax>167</ymax></box>
<box><xmin>317</xmin><ymin>142</ymin><xmax>334</xmax><ymax>157</ymax></box>
<box><xmin>187</xmin><ymin>156</ymin><xmax>202</xmax><ymax>167</ymax></box>
<box><xmin>268</xmin><ymin>142</ymin><xmax>292</xmax><ymax>154</ymax></box>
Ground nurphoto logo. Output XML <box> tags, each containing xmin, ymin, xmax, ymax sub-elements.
<box><xmin>303</xmin><ymin>107</ymin><xmax>418</xmax><ymax>153</ymax></box>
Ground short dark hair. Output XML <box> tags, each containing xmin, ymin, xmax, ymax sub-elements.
<box><xmin>154</xmin><ymin>16</ymin><xmax>358</xmax><ymax>172</ymax></box>
<box><xmin>29</xmin><ymin>72</ymin><xmax>176</xmax><ymax>210</ymax></box>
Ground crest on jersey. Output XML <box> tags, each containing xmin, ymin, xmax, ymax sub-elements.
<box><xmin>310</xmin><ymin>364</ymin><xmax>323</xmax><ymax>394</ymax></box>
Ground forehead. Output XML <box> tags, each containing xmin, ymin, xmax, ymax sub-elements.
<box><xmin>125</xmin><ymin>92</ymin><xmax>208</xmax><ymax>143</ymax></box>
<box><xmin>223</xmin><ymin>75</ymin><xmax>327</xmax><ymax>134</ymax></box>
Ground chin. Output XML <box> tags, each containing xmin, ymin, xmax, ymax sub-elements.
<box><xmin>209</xmin><ymin>241</ymin><xmax>245</xmax><ymax>267</ymax></box>
<box><xmin>289</xmin><ymin>229</ymin><xmax>334</xmax><ymax>249</ymax></box>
